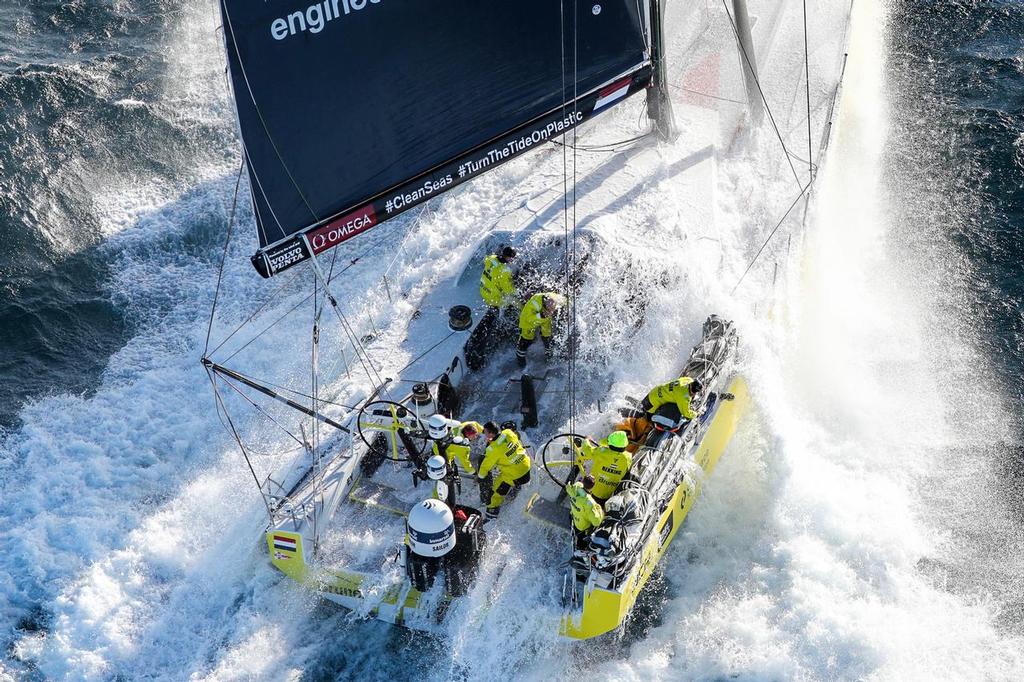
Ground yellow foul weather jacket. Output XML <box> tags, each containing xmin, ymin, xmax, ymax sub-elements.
<box><xmin>575</xmin><ymin>439</ymin><xmax>632</xmax><ymax>500</ymax></box>
<box><xmin>566</xmin><ymin>482</ymin><xmax>604</xmax><ymax>532</ymax></box>
<box><xmin>645</xmin><ymin>377</ymin><xmax>698</xmax><ymax>420</ymax></box>
<box><xmin>518</xmin><ymin>292</ymin><xmax>566</xmax><ymax>341</ymax></box>
<box><xmin>432</xmin><ymin>420</ymin><xmax>482</xmax><ymax>475</ymax></box>
<box><xmin>478</xmin><ymin>429</ymin><xmax>531</xmax><ymax>481</ymax></box>
<box><xmin>480</xmin><ymin>255</ymin><xmax>516</xmax><ymax>308</ymax></box>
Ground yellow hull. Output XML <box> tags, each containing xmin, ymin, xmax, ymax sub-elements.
<box><xmin>560</xmin><ymin>375</ymin><xmax>750</xmax><ymax>639</ymax></box>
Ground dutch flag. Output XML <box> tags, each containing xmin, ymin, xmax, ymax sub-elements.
<box><xmin>273</xmin><ymin>535</ymin><xmax>298</xmax><ymax>552</ymax></box>
<box><xmin>593</xmin><ymin>78</ymin><xmax>632</xmax><ymax>111</ymax></box>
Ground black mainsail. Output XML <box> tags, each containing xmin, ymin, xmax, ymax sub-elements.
<box><xmin>219</xmin><ymin>0</ymin><xmax>655</xmax><ymax>277</ymax></box>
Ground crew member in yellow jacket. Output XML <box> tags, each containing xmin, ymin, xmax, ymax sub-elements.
<box><xmin>426</xmin><ymin>414</ymin><xmax>482</xmax><ymax>476</ymax></box>
<box><xmin>516</xmin><ymin>292</ymin><xmax>566</xmax><ymax>367</ymax></box>
<box><xmin>479</xmin><ymin>245</ymin><xmax>518</xmax><ymax>309</ymax></box>
<box><xmin>478</xmin><ymin>421</ymin><xmax>531</xmax><ymax>518</ymax></box>
<box><xmin>566</xmin><ymin>475</ymin><xmax>604</xmax><ymax>550</ymax></box>
<box><xmin>574</xmin><ymin>430</ymin><xmax>632</xmax><ymax>502</ymax></box>
<box><xmin>640</xmin><ymin>376</ymin><xmax>702</xmax><ymax>427</ymax></box>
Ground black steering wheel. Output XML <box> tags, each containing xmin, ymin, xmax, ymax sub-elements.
<box><xmin>539</xmin><ymin>432</ymin><xmax>588</xmax><ymax>489</ymax></box>
<box><xmin>356</xmin><ymin>399</ymin><xmax>430</xmax><ymax>463</ymax></box>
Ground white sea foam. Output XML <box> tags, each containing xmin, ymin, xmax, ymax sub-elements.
<box><xmin>3</xmin><ymin>0</ymin><xmax>1023</xmax><ymax>680</ymax></box>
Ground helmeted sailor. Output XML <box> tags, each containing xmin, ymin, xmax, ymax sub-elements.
<box><xmin>427</xmin><ymin>414</ymin><xmax>483</xmax><ymax>476</ymax></box>
<box><xmin>426</xmin><ymin>454</ymin><xmax>458</xmax><ymax>510</ymax></box>
<box><xmin>478</xmin><ymin>421</ymin><xmax>531</xmax><ymax>519</ymax></box>
<box><xmin>516</xmin><ymin>292</ymin><xmax>566</xmax><ymax>368</ymax></box>
<box><xmin>480</xmin><ymin>245</ymin><xmax>518</xmax><ymax>309</ymax></box>
<box><xmin>612</xmin><ymin>414</ymin><xmax>649</xmax><ymax>453</ymax></box>
<box><xmin>566</xmin><ymin>475</ymin><xmax>604</xmax><ymax>550</ymax></box>
<box><xmin>574</xmin><ymin>430</ymin><xmax>633</xmax><ymax>503</ymax></box>
<box><xmin>640</xmin><ymin>376</ymin><xmax>702</xmax><ymax>429</ymax></box>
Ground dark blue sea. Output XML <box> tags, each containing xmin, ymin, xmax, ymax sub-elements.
<box><xmin>1</xmin><ymin>0</ymin><xmax>1021</xmax><ymax>679</ymax></box>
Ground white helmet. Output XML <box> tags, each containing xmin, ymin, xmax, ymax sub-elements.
<box><xmin>426</xmin><ymin>454</ymin><xmax>447</xmax><ymax>480</ymax></box>
<box><xmin>427</xmin><ymin>414</ymin><xmax>450</xmax><ymax>439</ymax></box>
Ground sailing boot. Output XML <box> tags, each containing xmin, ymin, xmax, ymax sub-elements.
<box><xmin>516</xmin><ymin>336</ymin><xmax>529</xmax><ymax>368</ymax></box>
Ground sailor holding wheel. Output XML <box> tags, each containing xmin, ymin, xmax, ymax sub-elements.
<box><xmin>572</xmin><ymin>430</ymin><xmax>633</xmax><ymax>505</ymax></box>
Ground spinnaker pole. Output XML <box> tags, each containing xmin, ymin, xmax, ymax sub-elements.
<box><xmin>647</xmin><ymin>0</ymin><xmax>677</xmax><ymax>140</ymax></box>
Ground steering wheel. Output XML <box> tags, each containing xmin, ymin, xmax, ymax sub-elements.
<box><xmin>539</xmin><ymin>432</ymin><xmax>589</xmax><ymax>489</ymax></box>
<box><xmin>356</xmin><ymin>399</ymin><xmax>430</xmax><ymax>463</ymax></box>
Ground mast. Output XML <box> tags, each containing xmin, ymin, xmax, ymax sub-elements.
<box><xmin>646</xmin><ymin>0</ymin><xmax>676</xmax><ymax>140</ymax></box>
<box><xmin>731</xmin><ymin>0</ymin><xmax>765</xmax><ymax>124</ymax></box>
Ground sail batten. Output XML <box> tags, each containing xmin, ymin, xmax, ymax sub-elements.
<box><xmin>219</xmin><ymin>0</ymin><xmax>652</xmax><ymax>277</ymax></box>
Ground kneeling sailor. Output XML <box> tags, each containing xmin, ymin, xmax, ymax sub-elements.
<box><xmin>640</xmin><ymin>376</ymin><xmax>702</xmax><ymax>430</ymax></box>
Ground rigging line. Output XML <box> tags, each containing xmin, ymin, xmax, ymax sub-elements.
<box><xmin>330</xmin><ymin>301</ymin><xmax>390</xmax><ymax>398</ymax></box>
<box><xmin>558</xmin><ymin>0</ymin><xmax>574</xmax><ymax>436</ymax></box>
<box><xmin>666</xmin><ymin>83</ymin><xmax>746</xmax><ymax>106</ymax></box>
<box><xmin>730</xmin><ymin>180</ymin><xmax>812</xmax><ymax>295</ymax></box>
<box><xmin>570</xmin><ymin>0</ymin><xmax>579</xmax><ymax>436</ymax></box>
<box><xmin>785</xmin><ymin>149</ymin><xmax>819</xmax><ymax>170</ymax></box>
<box><xmin>213</xmin><ymin>250</ymin><xmax>369</xmax><ymax>363</ymax></box>
<box><xmin>551</xmin><ymin>130</ymin><xmax>653</xmax><ymax>153</ymax></box>
<box><xmin>393</xmin><ymin>331</ymin><xmax>457</xmax><ymax>377</ymax></box>
<box><xmin>222</xmin><ymin>290</ymin><xmax>312</xmax><ymax>364</ymax></box>
<box><xmin>242</xmin><ymin>129</ymin><xmax>287</xmax><ymax>241</ymax></box>
<box><xmin>720</xmin><ymin>0</ymin><xmax>804</xmax><ymax>191</ymax></box>
<box><xmin>224</xmin><ymin>369</ymin><xmax>361</xmax><ymax>412</ymax></box>
<box><xmin>204</xmin><ymin>160</ymin><xmax>244</xmax><ymax>356</ymax></box>
<box><xmin>221</xmin><ymin>5</ymin><xmax>320</xmax><ymax>226</ymax></box>
<box><xmin>206</xmin><ymin>266</ymin><xmax>302</xmax><ymax>359</ymax></box>
<box><xmin>300</xmin><ymin>236</ymin><xmax>389</xmax><ymax>398</ymax></box>
<box><xmin>311</xmin><ymin>267</ymin><xmax>324</xmax><ymax>516</ymax></box>
<box><xmin>802</xmin><ymin>0</ymin><xmax>814</xmax><ymax>178</ymax></box>
<box><xmin>207</xmin><ymin>368</ymin><xmax>274</xmax><ymax>521</ymax></box>
<box><xmin>217</xmin><ymin>373</ymin><xmax>307</xmax><ymax>448</ymax></box>
<box><xmin>220</xmin><ymin>65</ymin><xmax>270</xmax><ymax>247</ymax></box>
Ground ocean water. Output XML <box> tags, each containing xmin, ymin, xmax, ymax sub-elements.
<box><xmin>1</xmin><ymin>0</ymin><xmax>1022</xmax><ymax>680</ymax></box>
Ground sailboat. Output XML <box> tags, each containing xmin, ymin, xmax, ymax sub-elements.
<box><xmin>203</xmin><ymin>0</ymin><xmax>847</xmax><ymax>639</ymax></box>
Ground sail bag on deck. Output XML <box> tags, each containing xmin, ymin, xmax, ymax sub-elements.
<box><xmin>219</xmin><ymin>0</ymin><xmax>653</xmax><ymax>277</ymax></box>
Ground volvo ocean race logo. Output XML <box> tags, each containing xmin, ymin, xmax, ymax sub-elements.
<box><xmin>270</xmin><ymin>0</ymin><xmax>383</xmax><ymax>42</ymax></box>
<box><xmin>267</xmin><ymin>242</ymin><xmax>306</xmax><ymax>273</ymax></box>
